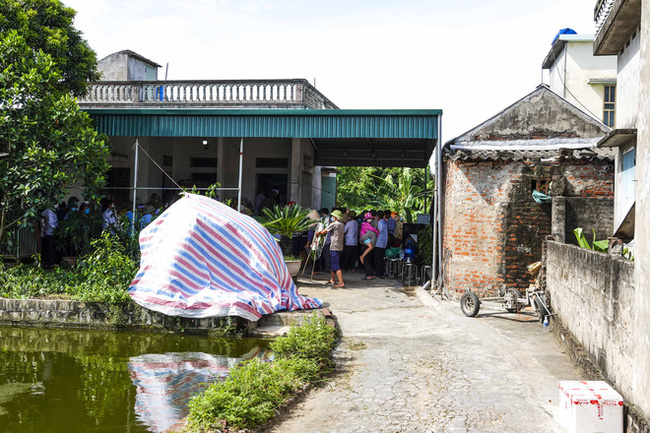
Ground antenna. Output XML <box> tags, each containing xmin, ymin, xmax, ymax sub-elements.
<box><xmin>165</xmin><ymin>63</ymin><xmax>169</xmax><ymax>80</ymax></box>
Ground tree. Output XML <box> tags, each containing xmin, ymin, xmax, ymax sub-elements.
<box><xmin>0</xmin><ymin>13</ymin><xmax>109</xmax><ymax>248</ymax></box>
<box><xmin>0</xmin><ymin>0</ymin><xmax>100</xmax><ymax>96</ymax></box>
<box><xmin>336</xmin><ymin>166</ymin><xmax>433</xmax><ymax>221</ymax></box>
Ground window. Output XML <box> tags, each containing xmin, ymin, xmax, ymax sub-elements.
<box><xmin>603</xmin><ymin>85</ymin><xmax>616</xmax><ymax>127</ymax></box>
<box><xmin>190</xmin><ymin>172</ymin><xmax>217</xmax><ymax>184</ymax></box>
<box><xmin>256</xmin><ymin>158</ymin><xmax>288</xmax><ymax>168</ymax></box>
<box><xmin>190</xmin><ymin>157</ymin><xmax>218</xmax><ymax>168</ymax></box>
<box><xmin>531</xmin><ymin>179</ymin><xmax>550</xmax><ymax>194</ymax></box>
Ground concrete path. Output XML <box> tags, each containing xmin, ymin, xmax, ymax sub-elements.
<box><xmin>268</xmin><ymin>274</ymin><xmax>580</xmax><ymax>433</ymax></box>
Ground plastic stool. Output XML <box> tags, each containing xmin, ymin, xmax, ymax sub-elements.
<box><xmin>420</xmin><ymin>265</ymin><xmax>432</xmax><ymax>284</ymax></box>
<box><xmin>402</xmin><ymin>262</ymin><xmax>418</xmax><ymax>285</ymax></box>
<box><xmin>384</xmin><ymin>257</ymin><xmax>392</xmax><ymax>277</ymax></box>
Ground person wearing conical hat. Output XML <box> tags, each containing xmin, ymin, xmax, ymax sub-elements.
<box><xmin>316</xmin><ymin>209</ymin><xmax>345</xmax><ymax>288</ymax></box>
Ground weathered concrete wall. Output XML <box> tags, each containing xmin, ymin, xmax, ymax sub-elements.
<box><xmin>0</xmin><ymin>299</ymin><xmax>236</xmax><ymax>334</ymax></box>
<box><xmin>546</xmin><ymin>241</ymin><xmax>642</xmax><ymax>416</ymax></box>
<box><xmin>551</xmin><ymin>197</ymin><xmax>614</xmax><ymax>244</ymax></box>
<box><xmin>97</xmin><ymin>52</ymin><xmax>129</xmax><ymax>81</ymax></box>
<box><xmin>442</xmin><ymin>158</ymin><xmax>613</xmax><ymax>296</ymax></box>
<box><xmin>633</xmin><ymin>0</ymin><xmax>650</xmax><ymax>422</ymax></box>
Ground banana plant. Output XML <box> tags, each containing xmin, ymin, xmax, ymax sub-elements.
<box><xmin>573</xmin><ymin>228</ymin><xmax>608</xmax><ymax>253</ymax></box>
<box><xmin>370</xmin><ymin>168</ymin><xmax>433</xmax><ymax>223</ymax></box>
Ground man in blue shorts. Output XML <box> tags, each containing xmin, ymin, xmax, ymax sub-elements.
<box><xmin>316</xmin><ymin>209</ymin><xmax>345</xmax><ymax>288</ymax></box>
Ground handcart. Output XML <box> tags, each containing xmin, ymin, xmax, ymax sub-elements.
<box><xmin>459</xmin><ymin>286</ymin><xmax>553</xmax><ymax>323</ymax></box>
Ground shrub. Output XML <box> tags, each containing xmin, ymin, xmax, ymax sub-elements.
<box><xmin>0</xmin><ymin>232</ymin><xmax>137</xmax><ymax>305</ymax></box>
<box><xmin>270</xmin><ymin>313</ymin><xmax>336</xmax><ymax>366</ymax></box>
<box><xmin>186</xmin><ymin>313</ymin><xmax>337</xmax><ymax>432</ymax></box>
<box><xmin>73</xmin><ymin>233</ymin><xmax>138</xmax><ymax>303</ymax></box>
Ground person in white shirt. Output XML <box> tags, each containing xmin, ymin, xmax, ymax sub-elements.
<box><xmin>40</xmin><ymin>207</ymin><xmax>58</xmax><ymax>268</ymax></box>
<box><xmin>102</xmin><ymin>199</ymin><xmax>118</xmax><ymax>234</ymax></box>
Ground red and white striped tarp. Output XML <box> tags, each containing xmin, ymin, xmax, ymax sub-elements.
<box><xmin>128</xmin><ymin>194</ymin><xmax>321</xmax><ymax>321</ymax></box>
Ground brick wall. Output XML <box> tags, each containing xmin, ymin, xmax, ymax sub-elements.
<box><xmin>552</xmin><ymin>197</ymin><xmax>614</xmax><ymax>244</ymax></box>
<box><xmin>443</xmin><ymin>157</ymin><xmax>613</xmax><ymax>297</ymax></box>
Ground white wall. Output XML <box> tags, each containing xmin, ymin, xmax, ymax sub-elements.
<box><xmin>546</xmin><ymin>39</ymin><xmax>616</xmax><ymax>124</ymax></box>
<box><xmin>220</xmin><ymin>137</ymin><xmax>292</xmax><ymax>204</ymax></box>
<box><xmin>613</xmin><ymin>142</ymin><xmax>636</xmax><ymax>232</ymax></box>
<box><xmin>104</xmin><ymin>136</ymin><xmax>322</xmax><ymax>209</ymax></box>
<box><xmin>566</xmin><ymin>41</ymin><xmax>617</xmax><ymax>122</ymax></box>
<box><xmin>616</xmin><ymin>29</ymin><xmax>641</xmax><ymax>129</ymax></box>
<box><xmin>547</xmin><ymin>48</ymin><xmax>565</xmax><ymax>97</ymax></box>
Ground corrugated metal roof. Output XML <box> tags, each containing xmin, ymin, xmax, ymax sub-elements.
<box><xmin>85</xmin><ymin>108</ymin><xmax>441</xmax><ymax>139</ymax></box>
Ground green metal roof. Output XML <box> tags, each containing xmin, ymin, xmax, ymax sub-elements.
<box><xmin>84</xmin><ymin>108</ymin><xmax>441</xmax><ymax>167</ymax></box>
<box><xmin>86</xmin><ymin>108</ymin><xmax>441</xmax><ymax>139</ymax></box>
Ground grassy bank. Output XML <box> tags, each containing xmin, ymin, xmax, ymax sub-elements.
<box><xmin>0</xmin><ymin>233</ymin><xmax>136</xmax><ymax>305</ymax></box>
<box><xmin>185</xmin><ymin>313</ymin><xmax>338</xmax><ymax>432</ymax></box>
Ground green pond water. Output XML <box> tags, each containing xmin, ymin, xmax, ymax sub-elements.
<box><xmin>0</xmin><ymin>326</ymin><xmax>270</xmax><ymax>433</ymax></box>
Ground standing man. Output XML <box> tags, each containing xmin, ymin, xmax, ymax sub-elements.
<box><xmin>318</xmin><ymin>208</ymin><xmax>331</xmax><ymax>273</ymax></box>
<box><xmin>374</xmin><ymin>211</ymin><xmax>388</xmax><ymax>278</ymax></box>
<box><xmin>102</xmin><ymin>199</ymin><xmax>118</xmax><ymax>234</ymax></box>
<box><xmin>40</xmin><ymin>207</ymin><xmax>58</xmax><ymax>268</ymax></box>
<box><xmin>342</xmin><ymin>211</ymin><xmax>359</xmax><ymax>271</ymax></box>
<box><xmin>316</xmin><ymin>210</ymin><xmax>345</xmax><ymax>288</ymax></box>
<box><xmin>385</xmin><ymin>210</ymin><xmax>396</xmax><ymax>247</ymax></box>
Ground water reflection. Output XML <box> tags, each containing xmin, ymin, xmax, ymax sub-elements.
<box><xmin>129</xmin><ymin>348</ymin><xmax>268</xmax><ymax>432</ymax></box>
<box><xmin>0</xmin><ymin>326</ymin><xmax>269</xmax><ymax>433</ymax></box>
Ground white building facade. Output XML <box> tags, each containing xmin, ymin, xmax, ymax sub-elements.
<box><xmin>542</xmin><ymin>33</ymin><xmax>617</xmax><ymax>126</ymax></box>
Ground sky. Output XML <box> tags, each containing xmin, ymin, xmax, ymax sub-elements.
<box><xmin>64</xmin><ymin>0</ymin><xmax>597</xmax><ymax>142</ymax></box>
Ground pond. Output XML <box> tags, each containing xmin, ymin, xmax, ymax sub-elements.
<box><xmin>0</xmin><ymin>326</ymin><xmax>270</xmax><ymax>433</ymax></box>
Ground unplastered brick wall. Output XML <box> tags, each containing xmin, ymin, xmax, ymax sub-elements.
<box><xmin>442</xmin><ymin>159</ymin><xmax>513</xmax><ymax>297</ymax></box>
<box><xmin>443</xmin><ymin>157</ymin><xmax>613</xmax><ymax>297</ymax></box>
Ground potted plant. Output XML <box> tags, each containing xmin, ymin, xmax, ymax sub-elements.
<box><xmin>262</xmin><ymin>205</ymin><xmax>316</xmax><ymax>276</ymax></box>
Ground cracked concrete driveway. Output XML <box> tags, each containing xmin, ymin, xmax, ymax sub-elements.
<box><xmin>267</xmin><ymin>276</ymin><xmax>579</xmax><ymax>433</ymax></box>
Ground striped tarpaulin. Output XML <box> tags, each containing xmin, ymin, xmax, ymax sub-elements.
<box><xmin>128</xmin><ymin>194</ymin><xmax>322</xmax><ymax>321</ymax></box>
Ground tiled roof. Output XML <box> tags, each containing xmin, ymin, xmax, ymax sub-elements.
<box><xmin>446</xmin><ymin>147</ymin><xmax>615</xmax><ymax>162</ymax></box>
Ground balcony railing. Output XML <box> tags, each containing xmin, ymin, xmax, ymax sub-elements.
<box><xmin>78</xmin><ymin>79</ymin><xmax>338</xmax><ymax>110</ymax></box>
<box><xmin>594</xmin><ymin>0</ymin><xmax>616</xmax><ymax>36</ymax></box>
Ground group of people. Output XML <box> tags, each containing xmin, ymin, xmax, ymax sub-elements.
<box><xmin>309</xmin><ymin>208</ymin><xmax>404</xmax><ymax>288</ymax></box>
<box><xmin>38</xmin><ymin>193</ymin><xmax>166</xmax><ymax>268</ymax></box>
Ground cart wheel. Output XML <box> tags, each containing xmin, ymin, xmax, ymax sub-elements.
<box><xmin>504</xmin><ymin>288</ymin><xmax>520</xmax><ymax>313</ymax></box>
<box><xmin>460</xmin><ymin>292</ymin><xmax>481</xmax><ymax>317</ymax></box>
<box><xmin>534</xmin><ymin>296</ymin><xmax>550</xmax><ymax>323</ymax></box>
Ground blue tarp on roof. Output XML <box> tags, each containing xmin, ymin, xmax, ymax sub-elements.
<box><xmin>552</xmin><ymin>28</ymin><xmax>577</xmax><ymax>45</ymax></box>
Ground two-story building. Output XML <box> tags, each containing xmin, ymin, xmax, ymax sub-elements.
<box><xmin>542</xmin><ymin>30</ymin><xmax>617</xmax><ymax>127</ymax></box>
<box><xmin>543</xmin><ymin>2</ymin><xmax>650</xmax><ymax>430</ymax></box>
<box><xmin>78</xmin><ymin>50</ymin><xmax>441</xmax><ymax>214</ymax></box>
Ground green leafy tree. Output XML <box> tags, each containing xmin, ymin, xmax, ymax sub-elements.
<box><xmin>337</xmin><ymin>167</ymin><xmax>433</xmax><ymax>222</ymax></box>
<box><xmin>0</xmin><ymin>0</ymin><xmax>100</xmax><ymax>96</ymax></box>
<box><xmin>0</xmin><ymin>16</ymin><xmax>109</xmax><ymax>247</ymax></box>
<box><xmin>371</xmin><ymin>168</ymin><xmax>432</xmax><ymax>223</ymax></box>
